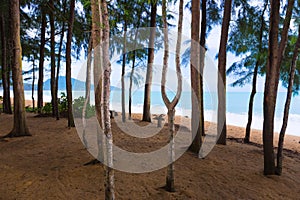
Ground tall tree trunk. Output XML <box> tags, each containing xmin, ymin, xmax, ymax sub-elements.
<box><xmin>32</xmin><ymin>59</ymin><xmax>35</xmax><ymax>110</ymax></box>
<box><xmin>92</xmin><ymin>0</ymin><xmax>103</xmax><ymax>128</ymax></box>
<box><xmin>0</xmin><ymin>10</ymin><xmax>12</xmax><ymax>114</ymax></box>
<box><xmin>161</xmin><ymin>0</ymin><xmax>183</xmax><ymax>192</ymax></box>
<box><xmin>189</xmin><ymin>0</ymin><xmax>202</xmax><ymax>153</ymax></box>
<box><xmin>199</xmin><ymin>0</ymin><xmax>206</xmax><ymax>138</ymax></box>
<box><xmin>263</xmin><ymin>0</ymin><xmax>280</xmax><ymax>175</ymax></box>
<box><xmin>49</xmin><ymin>0</ymin><xmax>58</xmax><ymax>118</ymax></box>
<box><xmin>217</xmin><ymin>0</ymin><xmax>232</xmax><ymax>145</ymax></box>
<box><xmin>128</xmin><ymin>49</ymin><xmax>136</xmax><ymax>120</ymax></box>
<box><xmin>276</xmin><ymin>25</ymin><xmax>300</xmax><ymax>175</ymax></box>
<box><xmin>38</xmin><ymin>10</ymin><xmax>46</xmax><ymax>113</ymax></box>
<box><xmin>82</xmin><ymin>38</ymin><xmax>92</xmax><ymax>148</ymax></box>
<box><xmin>66</xmin><ymin>0</ymin><xmax>75</xmax><ymax>128</ymax></box>
<box><xmin>55</xmin><ymin>0</ymin><xmax>67</xmax><ymax>120</ymax></box>
<box><xmin>263</xmin><ymin>0</ymin><xmax>293</xmax><ymax>175</ymax></box>
<box><xmin>142</xmin><ymin>1</ymin><xmax>157</xmax><ymax>122</ymax></box>
<box><xmin>244</xmin><ymin>2</ymin><xmax>267</xmax><ymax>143</ymax></box>
<box><xmin>102</xmin><ymin>1</ymin><xmax>115</xmax><ymax>199</ymax></box>
<box><xmin>128</xmin><ymin>15</ymin><xmax>141</xmax><ymax>120</ymax></box>
<box><xmin>121</xmin><ymin>22</ymin><xmax>127</xmax><ymax>123</ymax></box>
<box><xmin>6</xmin><ymin>0</ymin><xmax>31</xmax><ymax>137</ymax></box>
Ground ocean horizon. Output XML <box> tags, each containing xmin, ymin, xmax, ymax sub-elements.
<box><xmin>1</xmin><ymin>89</ymin><xmax>300</xmax><ymax>137</ymax></box>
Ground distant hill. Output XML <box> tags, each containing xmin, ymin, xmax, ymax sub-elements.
<box><xmin>41</xmin><ymin>76</ymin><xmax>120</xmax><ymax>91</ymax></box>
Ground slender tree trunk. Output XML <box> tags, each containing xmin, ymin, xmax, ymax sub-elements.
<box><xmin>32</xmin><ymin>59</ymin><xmax>35</xmax><ymax>110</ymax></box>
<box><xmin>128</xmin><ymin>17</ymin><xmax>141</xmax><ymax>120</ymax></box>
<box><xmin>263</xmin><ymin>0</ymin><xmax>280</xmax><ymax>175</ymax></box>
<box><xmin>142</xmin><ymin>1</ymin><xmax>157</xmax><ymax>122</ymax></box>
<box><xmin>82</xmin><ymin>38</ymin><xmax>92</xmax><ymax>148</ymax></box>
<box><xmin>55</xmin><ymin>0</ymin><xmax>67</xmax><ymax>120</ymax></box>
<box><xmin>189</xmin><ymin>0</ymin><xmax>202</xmax><ymax>153</ymax></box>
<box><xmin>263</xmin><ymin>0</ymin><xmax>293</xmax><ymax>175</ymax></box>
<box><xmin>199</xmin><ymin>0</ymin><xmax>206</xmax><ymax>137</ymax></box>
<box><xmin>38</xmin><ymin>10</ymin><xmax>46</xmax><ymax>113</ymax></box>
<box><xmin>49</xmin><ymin>0</ymin><xmax>58</xmax><ymax>118</ymax></box>
<box><xmin>128</xmin><ymin>50</ymin><xmax>136</xmax><ymax>120</ymax></box>
<box><xmin>161</xmin><ymin>0</ymin><xmax>183</xmax><ymax>192</ymax></box>
<box><xmin>66</xmin><ymin>0</ymin><xmax>75</xmax><ymax>128</ymax></box>
<box><xmin>6</xmin><ymin>0</ymin><xmax>31</xmax><ymax>137</ymax></box>
<box><xmin>121</xmin><ymin>22</ymin><xmax>127</xmax><ymax>123</ymax></box>
<box><xmin>245</xmin><ymin>65</ymin><xmax>258</xmax><ymax>143</ymax></box>
<box><xmin>276</xmin><ymin>25</ymin><xmax>300</xmax><ymax>175</ymax></box>
<box><xmin>92</xmin><ymin>0</ymin><xmax>102</xmax><ymax>128</ymax></box>
<box><xmin>245</xmin><ymin>2</ymin><xmax>267</xmax><ymax>143</ymax></box>
<box><xmin>217</xmin><ymin>0</ymin><xmax>232</xmax><ymax>145</ymax></box>
<box><xmin>0</xmin><ymin>11</ymin><xmax>12</xmax><ymax>114</ymax></box>
<box><xmin>102</xmin><ymin>1</ymin><xmax>115</xmax><ymax>199</ymax></box>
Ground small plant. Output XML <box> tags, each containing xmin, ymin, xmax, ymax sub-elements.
<box><xmin>73</xmin><ymin>96</ymin><xmax>95</xmax><ymax>119</ymax></box>
<box><xmin>58</xmin><ymin>92</ymin><xmax>68</xmax><ymax>114</ymax></box>
<box><xmin>42</xmin><ymin>103</ymin><xmax>52</xmax><ymax>114</ymax></box>
<box><xmin>25</xmin><ymin>106</ymin><xmax>38</xmax><ymax>113</ymax></box>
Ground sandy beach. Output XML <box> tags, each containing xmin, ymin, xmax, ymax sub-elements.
<box><xmin>0</xmin><ymin>111</ymin><xmax>299</xmax><ymax>199</ymax></box>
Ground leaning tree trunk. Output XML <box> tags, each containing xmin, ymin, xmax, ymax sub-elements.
<box><xmin>161</xmin><ymin>0</ymin><xmax>183</xmax><ymax>192</ymax></box>
<box><xmin>102</xmin><ymin>1</ymin><xmax>115</xmax><ymax>199</ymax></box>
<box><xmin>6</xmin><ymin>0</ymin><xmax>31</xmax><ymax>137</ymax></box>
<box><xmin>189</xmin><ymin>0</ymin><xmax>202</xmax><ymax>153</ymax></box>
<box><xmin>121</xmin><ymin>22</ymin><xmax>127</xmax><ymax>123</ymax></box>
<box><xmin>217</xmin><ymin>0</ymin><xmax>232</xmax><ymax>145</ymax></box>
<box><xmin>142</xmin><ymin>1</ymin><xmax>157</xmax><ymax>122</ymax></box>
<box><xmin>49</xmin><ymin>0</ymin><xmax>58</xmax><ymax>118</ymax></box>
<box><xmin>66</xmin><ymin>0</ymin><xmax>75</xmax><ymax>128</ymax></box>
<box><xmin>263</xmin><ymin>0</ymin><xmax>293</xmax><ymax>175</ymax></box>
<box><xmin>245</xmin><ymin>2</ymin><xmax>267</xmax><ymax>143</ymax></box>
<box><xmin>0</xmin><ymin>10</ymin><xmax>12</xmax><ymax>114</ymax></box>
<box><xmin>38</xmin><ymin>10</ymin><xmax>46</xmax><ymax>113</ymax></box>
<box><xmin>276</xmin><ymin>25</ymin><xmax>300</xmax><ymax>175</ymax></box>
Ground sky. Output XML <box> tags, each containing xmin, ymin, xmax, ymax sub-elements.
<box><xmin>22</xmin><ymin>1</ymin><xmax>289</xmax><ymax>94</ymax></box>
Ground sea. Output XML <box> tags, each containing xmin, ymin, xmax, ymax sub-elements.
<box><xmin>2</xmin><ymin>90</ymin><xmax>300</xmax><ymax>137</ymax></box>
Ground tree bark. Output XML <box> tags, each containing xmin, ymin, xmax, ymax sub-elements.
<box><xmin>92</xmin><ymin>0</ymin><xmax>103</xmax><ymax>128</ymax></box>
<box><xmin>199</xmin><ymin>0</ymin><xmax>206</xmax><ymax>137</ymax></box>
<box><xmin>189</xmin><ymin>0</ymin><xmax>202</xmax><ymax>153</ymax></box>
<box><xmin>276</xmin><ymin>25</ymin><xmax>300</xmax><ymax>175</ymax></box>
<box><xmin>262</xmin><ymin>0</ymin><xmax>280</xmax><ymax>175</ymax></box>
<box><xmin>102</xmin><ymin>1</ymin><xmax>115</xmax><ymax>199</ymax></box>
<box><xmin>263</xmin><ymin>0</ymin><xmax>293</xmax><ymax>175</ymax></box>
<box><xmin>244</xmin><ymin>2</ymin><xmax>267</xmax><ymax>143</ymax></box>
<box><xmin>55</xmin><ymin>0</ymin><xmax>67</xmax><ymax>120</ymax></box>
<box><xmin>0</xmin><ymin>10</ymin><xmax>12</xmax><ymax>114</ymax></box>
<box><xmin>32</xmin><ymin>59</ymin><xmax>35</xmax><ymax>110</ymax></box>
<box><xmin>128</xmin><ymin>49</ymin><xmax>136</xmax><ymax>120</ymax></box>
<box><xmin>142</xmin><ymin>1</ymin><xmax>157</xmax><ymax>122</ymax></box>
<box><xmin>82</xmin><ymin>38</ymin><xmax>92</xmax><ymax>148</ymax></box>
<box><xmin>128</xmin><ymin>15</ymin><xmax>141</xmax><ymax>120</ymax></box>
<box><xmin>6</xmin><ymin>0</ymin><xmax>31</xmax><ymax>137</ymax></box>
<box><xmin>38</xmin><ymin>10</ymin><xmax>46</xmax><ymax>113</ymax></box>
<box><xmin>66</xmin><ymin>0</ymin><xmax>75</xmax><ymax>127</ymax></box>
<box><xmin>49</xmin><ymin>0</ymin><xmax>58</xmax><ymax>118</ymax></box>
<box><xmin>161</xmin><ymin>0</ymin><xmax>183</xmax><ymax>192</ymax></box>
<box><xmin>121</xmin><ymin>22</ymin><xmax>127</xmax><ymax>123</ymax></box>
<box><xmin>217</xmin><ymin>0</ymin><xmax>232</xmax><ymax>145</ymax></box>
